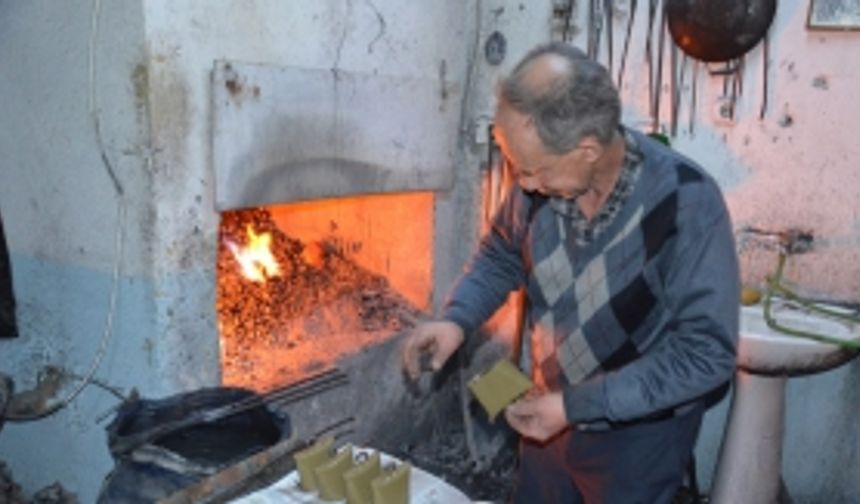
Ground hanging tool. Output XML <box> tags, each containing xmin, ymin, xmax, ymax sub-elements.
<box><xmin>588</xmin><ymin>0</ymin><xmax>598</xmax><ymax>59</ymax></box>
<box><xmin>652</xmin><ymin>1</ymin><xmax>666</xmax><ymax>133</ymax></box>
<box><xmin>617</xmin><ymin>0</ymin><xmax>638</xmax><ymax>89</ymax></box>
<box><xmin>671</xmin><ymin>51</ymin><xmax>687</xmax><ymax>137</ymax></box>
<box><xmin>604</xmin><ymin>0</ymin><xmax>614</xmax><ymax>77</ymax></box>
<box><xmin>562</xmin><ymin>0</ymin><xmax>576</xmax><ymax>42</ymax></box>
<box><xmin>736</xmin><ymin>57</ymin><xmax>745</xmax><ymax>97</ymax></box>
<box><xmin>713</xmin><ymin>61</ymin><xmax>735</xmax><ymax>122</ymax></box>
<box><xmin>645</xmin><ymin>0</ymin><xmax>658</xmax><ymax>124</ymax></box>
<box><xmin>689</xmin><ymin>59</ymin><xmax>699</xmax><ymax>135</ymax></box>
<box><xmin>728</xmin><ymin>58</ymin><xmax>745</xmax><ymax>122</ymax></box>
<box><xmin>669</xmin><ymin>39</ymin><xmax>677</xmax><ymax>136</ymax></box>
<box><xmin>728</xmin><ymin>64</ymin><xmax>737</xmax><ymax>122</ymax></box>
<box><xmin>593</xmin><ymin>0</ymin><xmax>605</xmax><ymax>61</ymax></box>
<box><xmin>760</xmin><ymin>33</ymin><xmax>769</xmax><ymax>120</ymax></box>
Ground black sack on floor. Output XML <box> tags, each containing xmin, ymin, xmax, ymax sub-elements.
<box><xmin>97</xmin><ymin>387</ymin><xmax>291</xmax><ymax>504</ymax></box>
<box><xmin>0</xmin><ymin>211</ymin><xmax>17</xmax><ymax>339</ymax></box>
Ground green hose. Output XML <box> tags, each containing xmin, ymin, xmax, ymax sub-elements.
<box><xmin>763</xmin><ymin>253</ymin><xmax>860</xmax><ymax>349</ymax></box>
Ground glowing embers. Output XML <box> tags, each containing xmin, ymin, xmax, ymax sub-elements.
<box><xmin>225</xmin><ymin>225</ymin><xmax>281</xmax><ymax>282</ymax></box>
<box><xmin>217</xmin><ymin>193</ymin><xmax>433</xmax><ymax>392</ymax></box>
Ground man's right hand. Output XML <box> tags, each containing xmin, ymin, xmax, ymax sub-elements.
<box><xmin>401</xmin><ymin>320</ymin><xmax>465</xmax><ymax>380</ymax></box>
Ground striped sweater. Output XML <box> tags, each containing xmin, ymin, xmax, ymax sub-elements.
<box><xmin>443</xmin><ymin>128</ymin><xmax>739</xmax><ymax>426</ymax></box>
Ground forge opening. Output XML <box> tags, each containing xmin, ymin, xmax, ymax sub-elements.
<box><xmin>216</xmin><ymin>192</ymin><xmax>434</xmax><ymax>392</ymax></box>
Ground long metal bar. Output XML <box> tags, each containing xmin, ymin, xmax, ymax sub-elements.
<box><xmin>652</xmin><ymin>1</ymin><xmax>666</xmax><ymax>133</ymax></box>
<box><xmin>671</xmin><ymin>53</ymin><xmax>687</xmax><ymax>137</ymax></box>
<box><xmin>196</xmin><ymin>370</ymin><xmax>349</xmax><ymax>423</ymax></box>
<box><xmin>645</xmin><ymin>0</ymin><xmax>658</xmax><ymax>126</ymax></box>
<box><xmin>605</xmin><ymin>0</ymin><xmax>614</xmax><ymax>76</ymax></box>
<box><xmin>669</xmin><ymin>41</ymin><xmax>678</xmax><ymax>136</ymax></box>
<box><xmin>689</xmin><ymin>60</ymin><xmax>699</xmax><ymax>135</ymax></box>
<box><xmin>760</xmin><ymin>33</ymin><xmax>769</xmax><ymax>120</ymax></box>
<box><xmin>617</xmin><ymin>0</ymin><xmax>637</xmax><ymax>89</ymax></box>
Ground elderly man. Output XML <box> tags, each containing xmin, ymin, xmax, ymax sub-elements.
<box><xmin>403</xmin><ymin>42</ymin><xmax>739</xmax><ymax>503</ymax></box>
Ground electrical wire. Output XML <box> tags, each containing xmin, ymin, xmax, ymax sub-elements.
<box><xmin>31</xmin><ymin>0</ymin><xmax>127</xmax><ymax>420</ymax></box>
<box><xmin>61</xmin><ymin>371</ymin><xmax>128</xmax><ymax>401</ymax></box>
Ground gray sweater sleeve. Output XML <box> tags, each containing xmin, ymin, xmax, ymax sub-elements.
<box><xmin>563</xmin><ymin>193</ymin><xmax>740</xmax><ymax>423</ymax></box>
<box><xmin>441</xmin><ymin>189</ymin><xmax>529</xmax><ymax>335</ymax></box>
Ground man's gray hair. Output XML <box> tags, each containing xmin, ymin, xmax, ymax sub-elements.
<box><xmin>500</xmin><ymin>42</ymin><xmax>621</xmax><ymax>154</ymax></box>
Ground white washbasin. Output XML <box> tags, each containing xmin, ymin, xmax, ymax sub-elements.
<box><xmin>712</xmin><ymin>300</ymin><xmax>860</xmax><ymax>504</ymax></box>
<box><xmin>738</xmin><ymin>301</ymin><xmax>860</xmax><ymax>375</ymax></box>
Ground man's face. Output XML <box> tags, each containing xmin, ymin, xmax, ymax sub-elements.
<box><xmin>493</xmin><ymin>102</ymin><xmax>594</xmax><ymax>200</ymax></box>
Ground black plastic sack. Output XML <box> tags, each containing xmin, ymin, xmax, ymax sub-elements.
<box><xmin>97</xmin><ymin>387</ymin><xmax>290</xmax><ymax>504</ymax></box>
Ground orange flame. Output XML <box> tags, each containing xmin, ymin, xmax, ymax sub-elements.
<box><xmin>226</xmin><ymin>225</ymin><xmax>280</xmax><ymax>282</ymax></box>
<box><xmin>301</xmin><ymin>241</ymin><xmax>325</xmax><ymax>269</ymax></box>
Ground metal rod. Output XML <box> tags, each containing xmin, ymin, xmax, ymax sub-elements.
<box><xmin>617</xmin><ymin>0</ymin><xmax>637</xmax><ymax>89</ymax></box>
<box><xmin>736</xmin><ymin>56</ymin><xmax>745</xmax><ymax>97</ymax></box>
<box><xmin>605</xmin><ymin>0</ymin><xmax>614</xmax><ymax>76</ymax></box>
<box><xmin>690</xmin><ymin>60</ymin><xmax>698</xmax><ymax>135</ymax></box>
<box><xmin>669</xmin><ymin>41</ymin><xmax>678</xmax><ymax>137</ymax></box>
<box><xmin>257</xmin><ymin>370</ymin><xmax>349</xmax><ymax>405</ymax></box>
<box><xmin>760</xmin><ymin>33</ymin><xmax>769</xmax><ymax>120</ymax></box>
<box><xmin>645</xmin><ymin>0</ymin><xmax>657</xmax><ymax>122</ymax></box>
<box><xmin>652</xmin><ymin>0</ymin><xmax>666</xmax><ymax>133</ymax></box>
<box><xmin>672</xmin><ymin>54</ymin><xmax>687</xmax><ymax>137</ymax></box>
<box><xmin>731</xmin><ymin>59</ymin><xmax>742</xmax><ymax>121</ymax></box>
<box><xmin>588</xmin><ymin>0</ymin><xmax>598</xmax><ymax>58</ymax></box>
<box><xmin>202</xmin><ymin>370</ymin><xmax>349</xmax><ymax>421</ymax></box>
<box><xmin>264</xmin><ymin>376</ymin><xmax>350</xmax><ymax>408</ymax></box>
<box><xmin>563</xmin><ymin>0</ymin><xmax>576</xmax><ymax>42</ymax></box>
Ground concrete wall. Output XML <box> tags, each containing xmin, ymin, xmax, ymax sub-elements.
<box><xmin>140</xmin><ymin>0</ymin><xmax>480</xmax><ymax>391</ymax></box>
<box><xmin>0</xmin><ymin>1</ymin><xmax>157</xmax><ymax>501</ymax></box>
<box><xmin>0</xmin><ymin>0</ymin><xmax>480</xmax><ymax>501</ymax></box>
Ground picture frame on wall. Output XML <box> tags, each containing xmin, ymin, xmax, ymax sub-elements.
<box><xmin>808</xmin><ymin>0</ymin><xmax>860</xmax><ymax>30</ymax></box>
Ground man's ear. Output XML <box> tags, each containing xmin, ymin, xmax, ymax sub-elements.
<box><xmin>575</xmin><ymin>136</ymin><xmax>603</xmax><ymax>163</ymax></box>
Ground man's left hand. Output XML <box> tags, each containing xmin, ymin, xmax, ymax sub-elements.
<box><xmin>504</xmin><ymin>391</ymin><xmax>568</xmax><ymax>442</ymax></box>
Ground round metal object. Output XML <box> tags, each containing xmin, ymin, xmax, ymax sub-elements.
<box><xmin>666</xmin><ymin>0</ymin><xmax>777</xmax><ymax>62</ymax></box>
<box><xmin>484</xmin><ymin>31</ymin><xmax>507</xmax><ymax>66</ymax></box>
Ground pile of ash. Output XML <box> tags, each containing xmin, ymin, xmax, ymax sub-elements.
<box><xmin>395</xmin><ymin>422</ymin><xmax>518</xmax><ymax>502</ymax></box>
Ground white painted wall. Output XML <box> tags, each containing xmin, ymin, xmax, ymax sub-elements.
<box><xmin>0</xmin><ymin>1</ymin><xmax>158</xmax><ymax>501</ymax></box>
<box><xmin>582</xmin><ymin>1</ymin><xmax>860</xmax><ymax>303</ymax></box>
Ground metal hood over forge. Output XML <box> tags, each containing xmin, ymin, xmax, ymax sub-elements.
<box><xmin>212</xmin><ymin>60</ymin><xmax>460</xmax><ymax>210</ymax></box>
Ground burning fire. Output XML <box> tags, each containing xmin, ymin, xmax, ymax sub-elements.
<box><xmin>217</xmin><ymin>200</ymin><xmax>432</xmax><ymax>391</ymax></box>
<box><xmin>301</xmin><ymin>241</ymin><xmax>325</xmax><ymax>269</ymax></box>
<box><xmin>226</xmin><ymin>225</ymin><xmax>281</xmax><ymax>282</ymax></box>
